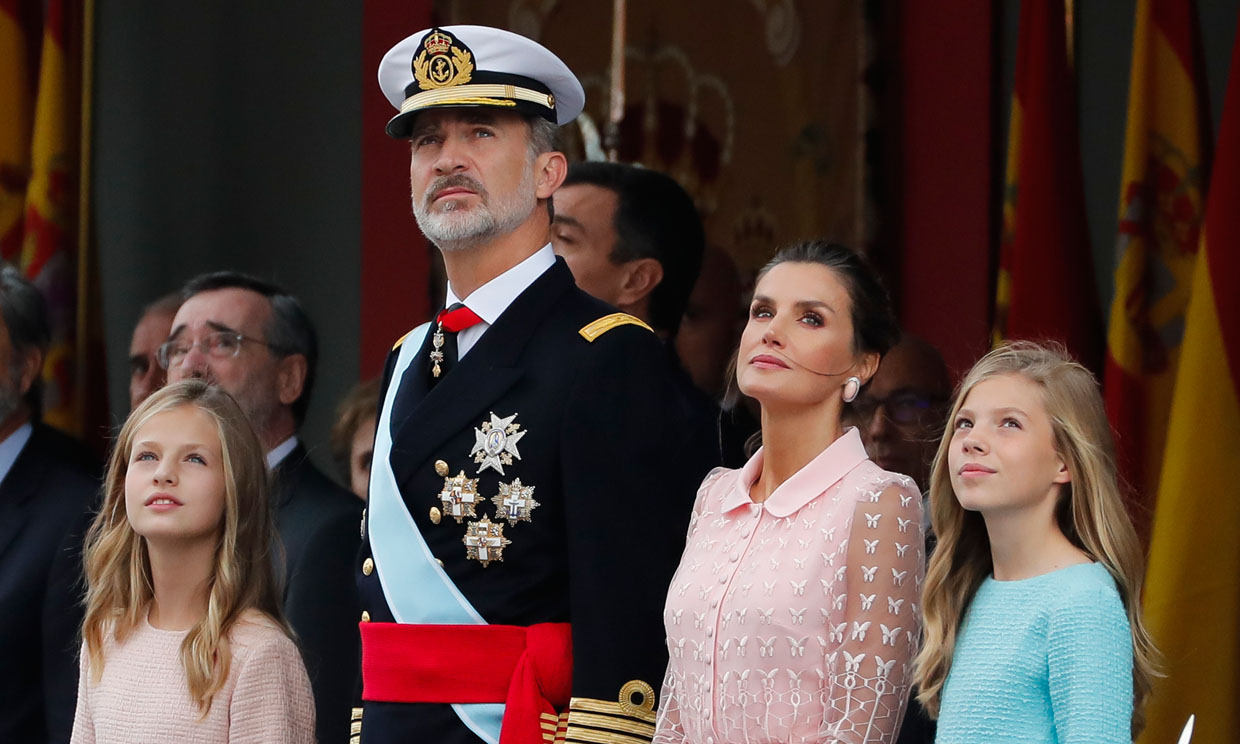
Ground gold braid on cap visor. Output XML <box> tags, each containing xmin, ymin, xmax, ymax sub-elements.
<box><xmin>400</xmin><ymin>84</ymin><xmax>556</xmax><ymax>113</ymax></box>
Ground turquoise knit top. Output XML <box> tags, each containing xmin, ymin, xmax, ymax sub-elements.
<box><xmin>936</xmin><ymin>562</ymin><xmax>1134</xmax><ymax>744</ymax></box>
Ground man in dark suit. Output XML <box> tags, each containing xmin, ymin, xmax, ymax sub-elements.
<box><xmin>162</xmin><ymin>272</ymin><xmax>361</xmax><ymax>744</ymax></box>
<box><xmin>355</xmin><ymin>25</ymin><xmax>717</xmax><ymax>744</ymax></box>
<box><xmin>552</xmin><ymin>161</ymin><xmax>722</xmax><ymax>467</ymax></box>
<box><xmin>0</xmin><ymin>263</ymin><xmax>100</xmax><ymax>743</ymax></box>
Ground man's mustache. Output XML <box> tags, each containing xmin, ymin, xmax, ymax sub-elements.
<box><xmin>424</xmin><ymin>175</ymin><xmax>486</xmax><ymax>209</ymax></box>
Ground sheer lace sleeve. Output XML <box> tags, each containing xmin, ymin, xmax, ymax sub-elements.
<box><xmin>820</xmin><ymin>481</ymin><xmax>925</xmax><ymax>743</ymax></box>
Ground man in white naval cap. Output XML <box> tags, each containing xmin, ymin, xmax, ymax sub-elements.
<box><xmin>352</xmin><ymin>25</ymin><xmax>716</xmax><ymax>744</ymax></box>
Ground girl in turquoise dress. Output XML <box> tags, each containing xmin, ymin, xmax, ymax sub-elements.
<box><xmin>913</xmin><ymin>342</ymin><xmax>1157</xmax><ymax>744</ymax></box>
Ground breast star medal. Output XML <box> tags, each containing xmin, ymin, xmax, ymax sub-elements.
<box><xmin>492</xmin><ymin>479</ymin><xmax>539</xmax><ymax>526</ymax></box>
<box><xmin>438</xmin><ymin>471</ymin><xmax>482</xmax><ymax>523</ymax></box>
<box><xmin>471</xmin><ymin>412</ymin><xmax>526</xmax><ymax>475</ymax></box>
<box><xmin>463</xmin><ymin>517</ymin><xmax>510</xmax><ymax>567</ymax></box>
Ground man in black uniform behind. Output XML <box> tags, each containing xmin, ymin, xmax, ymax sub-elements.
<box><xmin>354</xmin><ymin>25</ymin><xmax>717</xmax><ymax>744</ymax></box>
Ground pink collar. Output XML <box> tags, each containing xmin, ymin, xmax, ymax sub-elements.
<box><xmin>721</xmin><ymin>427</ymin><xmax>869</xmax><ymax>518</ymax></box>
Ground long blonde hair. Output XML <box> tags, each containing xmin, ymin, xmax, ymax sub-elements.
<box><xmin>81</xmin><ymin>379</ymin><xmax>288</xmax><ymax>713</ymax></box>
<box><xmin>913</xmin><ymin>341</ymin><xmax>1157</xmax><ymax>735</ymax></box>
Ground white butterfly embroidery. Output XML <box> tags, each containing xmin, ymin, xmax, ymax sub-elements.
<box><xmin>690</xmin><ymin>639</ymin><xmax>705</xmax><ymax>661</ymax></box>
<box><xmin>788</xmin><ymin>636</ymin><xmax>808</xmax><ymax>657</ymax></box>
<box><xmin>789</xmin><ymin>607</ymin><xmax>806</xmax><ymax>625</ymax></box>
<box><xmin>859</xmin><ymin>593</ymin><xmax>876</xmax><ymax>610</ymax></box>
<box><xmin>892</xmin><ymin>568</ymin><xmax>908</xmax><ymax>586</ymax></box>
<box><xmin>672</xmin><ymin>638</ymin><xmax>685</xmax><ymax>657</ymax></box>
<box><xmin>851</xmin><ymin>621</ymin><xmax>871</xmax><ymax>641</ymax></box>
<box><xmin>720</xmin><ymin>639</ymin><xmax>731</xmax><ymax>660</ymax></box>
<box><xmin>790</xmin><ymin>579</ymin><xmax>807</xmax><ymax>596</ymax></box>
<box><xmin>793</xmin><ymin>556</ymin><xmax>807</xmax><ymax>570</ymax></box>
<box><xmin>861</xmin><ymin>565</ymin><xmax>878</xmax><ymax>582</ymax></box>
<box><xmin>843</xmin><ymin>650</ymin><xmax>866</xmax><ymax>674</ymax></box>
<box><xmin>829</xmin><ymin>622</ymin><xmax>847</xmax><ymax>644</ymax></box>
<box><xmin>875</xmin><ymin>656</ymin><xmax>897</xmax><ymax>679</ymax></box>
<box><xmin>671</xmin><ymin>608</ymin><xmax>684</xmax><ymax>625</ymax></box>
<box><xmin>797</xmin><ymin>538</ymin><xmax>811</xmax><ymax>550</ymax></box>
<box><xmin>694</xmin><ymin>612</ymin><xmax>705</xmax><ymax>629</ymax></box>
<box><xmin>677</xmin><ymin>582</ymin><xmax>690</xmax><ymax>597</ymax></box>
<box><xmin>835</xmin><ymin>566</ymin><xmax>847</xmax><ymax>582</ymax></box>
<box><xmin>895</xmin><ymin>542</ymin><xmax>910</xmax><ymax>557</ymax></box>
<box><xmin>897</xmin><ymin>516</ymin><xmax>912</xmax><ymax>533</ymax></box>
<box><xmin>697</xmin><ymin>585</ymin><xmax>710</xmax><ymax>600</ymax></box>
<box><xmin>833</xmin><ymin>594</ymin><xmax>846</xmax><ymax>611</ymax></box>
<box><xmin>763</xmin><ymin>580</ymin><xmax>776</xmax><ymax>596</ymax></box>
<box><xmin>865</xmin><ymin>513</ymin><xmax>881</xmax><ymax>528</ymax></box>
<box><xmin>736</xmin><ymin>636</ymin><xmax>749</xmax><ymax>657</ymax></box>
<box><xmin>758</xmin><ymin>607</ymin><xmax>775</xmax><ymax>625</ymax></box>
<box><xmin>759</xmin><ymin>636</ymin><xmax>776</xmax><ymax>657</ymax></box>
<box><xmin>802</xmin><ymin>517</ymin><xmax>816</xmax><ymax>529</ymax></box>
<box><xmin>777</xmin><ymin>537</ymin><xmax>788</xmax><ymax>550</ymax></box>
<box><xmin>757</xmin><ymin>667</ymin><xmax>779</xmax><ymax>687</ymax></box>
<box><xmin>888</xmin><ymin>597</ymin><xmax>904</xmax><ymax>615</ymax></box>
<box><xmin>822</xmin><ymin>527</ymin><xmax>836</xmax><ymax>542</ymax></box>
<box><xmin>740</xmin><ymin>583</ymin><xmax>753</xmax><ymax>597</ymax></box>
<box><xmin>769</xmin><ymin>557</ymin><xmax>781</xmax><ymax>570</ymax></box>
<box><xmin>821</xmin><ymin>578</ymin><xmax>833</xmax><ymax>596</ymax></box>
<box><xmin>864</xmin><ymin>538</ymin><xmax>879</xmax><ymax>554</ymax></box>
<box><xmin>711</xmin><ymin>561</ymin><xmax>724</xmax><ymax>575</ymax></box>
<box><xmin>736</xmin><ymin>608</ymin><xmax>748</xmax><ymax>624</ymax></box>
<box><xmin>881</xmin><ymin>624</ymin><xmax>901</xmax><ymax>646</ymax></box>
<box><xmin>900</xmin><ymin>494</ymin><xmax>913</xmax><ymax>508</ymax></box>
<box><xmin>822</xmin><ymin>552</ymin><xmax>835</xmax><ymax>567</ymax></box>
<box><xmin>820</xmin><ymin>607</ymin><xmax>831</xmax><ymax>622</ymax></box>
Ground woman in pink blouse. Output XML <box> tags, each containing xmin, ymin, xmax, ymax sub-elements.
<box><xmin>654</xmin><ymin>241</ymin><xmax>925</xmax><ymax>744</ymax></box>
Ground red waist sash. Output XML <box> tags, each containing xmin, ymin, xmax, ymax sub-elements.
<box><xmin>360</xmin><ymin>622</ymin><xmax>572</xmax><ymax>744</ymax></box>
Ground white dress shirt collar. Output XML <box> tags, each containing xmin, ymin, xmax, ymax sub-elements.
<box><xmin>443</xmin><ymin>244</ymin><xmax>556</xmax><ymax>359</ymax></box>
<box><xmin>0</xmin><ymin>421</ymin><xmax>33</xmax><ymax>487</ymax></box>
<box><xmin>266</xmin><ymin>435</ymin><xmax>300</xmax><ymax>471</ymax></box>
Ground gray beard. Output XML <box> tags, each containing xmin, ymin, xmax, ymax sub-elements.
<box><xmin>413</xmin><ymin>163</ymin><xmax>537</xmax><ymax>252</ymax></box>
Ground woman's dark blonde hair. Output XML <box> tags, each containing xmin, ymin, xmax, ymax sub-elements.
<box><xmin>913</xmin><ymin>341</ymin><xmax>1158</xmax><ymax>736</ymax></box>
<box><xmin>81</xmin><ymin>379</ymin><xmax>288</xmax><ymax>713</ymax></box>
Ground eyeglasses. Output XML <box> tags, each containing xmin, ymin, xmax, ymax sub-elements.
<box><xmin>157</xmin><ymin>331</ymin><xmax>282</xmax><ymax>370</ymax></box>
<box><xmin>850</xmin><ymin>391</ymin><xmax>945</xmax><ymax>425</ymax></box>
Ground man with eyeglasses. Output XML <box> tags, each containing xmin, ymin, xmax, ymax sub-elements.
<box><xmin>846</xmin><ymin>334</ymin><xmax>951</xmax><ymax>495</ymax></box>
<box><xmin>845</xmin><ymin>333</ymin><xmax>950</xmax><ymax>744</ymax></box>
<box><xmin>163</xmin><ymin>271</ymin><xmax>362</xmax><ymax>744</ymax></box>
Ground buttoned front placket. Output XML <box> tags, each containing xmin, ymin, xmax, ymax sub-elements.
<box><xmin>701</xmin><ymin>497</ymin><xmax>765</xmax><ymax>744</ymax></box>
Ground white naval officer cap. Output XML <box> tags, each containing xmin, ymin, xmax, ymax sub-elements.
<box><xmin>378</xmin><ymin>25</ymin><xmax>586</xmax><ymax>138</ymax></box>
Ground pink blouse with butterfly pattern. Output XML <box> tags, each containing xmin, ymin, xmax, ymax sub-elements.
<box><xmin>653</xmin><ymin>428</ymin><xmax>925</xmax><ymax>744</ymax></box>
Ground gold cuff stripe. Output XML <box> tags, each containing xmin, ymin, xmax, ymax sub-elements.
<box><xmin>350</xmin><ymin>721</ymin><xmax>362</xmax><ymax>735</ymax></box>
<box><xmin>349</xmin><ymin>737</ymin><xmax>360</xmax><ymax>744</ymax></box>
<box><xmin>569</xmin><ymin>696</ymin><xmax>657</xmax><ymax>724</ymax></box>
<box><xmin>401</xmin><ymin>84</ymin><xmax>554</xmax><ymax>113</ymax></box>
<box><xmin>578</xmin><ymin>313</ymin><xmax>655</xmax><ymax>342</ymax></box>
<box><xmin>568</xmin><ymin>710</ymin><xmax>655</xmax><ymax>737</ymax></box>
<box><xmin>564</xmin><ymin>728</ymin><xmax>650</xmax><ymax>744</ymax></box>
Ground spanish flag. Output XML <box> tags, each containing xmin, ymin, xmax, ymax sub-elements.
<box><xmin>1139</xmin><ymin>18</ymin><xmax>1240</xmax><ymax>744</ymax></box>
<box><xmin>1104</xmin><ymin>0</ymin><xmax>1209</xmax><ymax>540</ymax></box>
<box><xmin>993</xmin><ymin>0</ymin><xmax>1102</xmax><ymax>373</ymax></box>
<box><xmin>1</xmin><ymin>0</ymin><xmax>37</xmax><ymax>258</ymax></box>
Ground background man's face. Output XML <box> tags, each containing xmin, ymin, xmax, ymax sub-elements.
<box><xmin>0</xmin><ymin>316</ymin><xmax>27</xmax><ymax>424</ymax></box>
<box><xmin>166</xmin><ymin>288</ymin><xmax>285</xmax><ymax>437</ymax></box>
<box><xmin>129</xmin><ymin>308</ymin><xmax>176</xmax><ymax>409</ymax></box>
<box><xmin>851</xmin><ymin>340</ymin><xmax>950</xmax><ymax>491</ymax></box>
<box><xmin>551</xmin><ymin>183</ymin><xmax>624</xmax><ymax>304</ymax></box>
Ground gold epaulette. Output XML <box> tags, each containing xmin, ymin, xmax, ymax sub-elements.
<box><xmin>392</xmin><ymin>330</ymin><xmax>414</xmax><ymax>351</ymax></box>
<box><xmin>349</xmin><ymin>706</ymin><xmax>363</xmax><ymax>744</ymax></box>
<box><xmin>563</xmin><ymin>680</ymin><xmax>657</xmax><ymax>743</ymax></box>
<box><xmin>578</xmin><ymin>313</ymin><xmax>653</xmax><ymax>342</ymax></box>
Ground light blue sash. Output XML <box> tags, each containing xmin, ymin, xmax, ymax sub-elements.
<box><xmin>368</xmin><ymin>321</ymin><xmax>504</xmax><ymax>744</ymax></box>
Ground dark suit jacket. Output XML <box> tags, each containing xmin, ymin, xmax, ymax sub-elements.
<box><xmin>357</xmin><ymin>259</ymin><xmax>719</xmax><ymax>743</ymax></box>
<box><xmin>272</xmin><ymin>446</ymin><xmax>363</xmax><ymax>744</ymax></box>
<box><xmin>0</xmin><ymin>423</ymin><xmax>100</xmax><ymax>743</ymax></box>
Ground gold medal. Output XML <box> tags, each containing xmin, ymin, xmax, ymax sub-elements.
<box><xmin>430</xmin><ymin>324</ymin><xmax>446</xmax><ymax>377</ymax></box>
<box><xmin>492</xmin><ymin>478</ymin><xmax>539</xmax><ymax>526</ymax></box>
<box><xmin>463</xmin><ymin>517</ymin><xmax>511</xmax><ymax>566</ymax></box>
<box><xmin>438</xmin><ymin>471</ymin><xmax>482</xmax><ymax>523</ymax></box>
<box><xmin>471</xmin><ymin>412</ymin><xmax>526</xmax><ymax>475</ymax></box>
